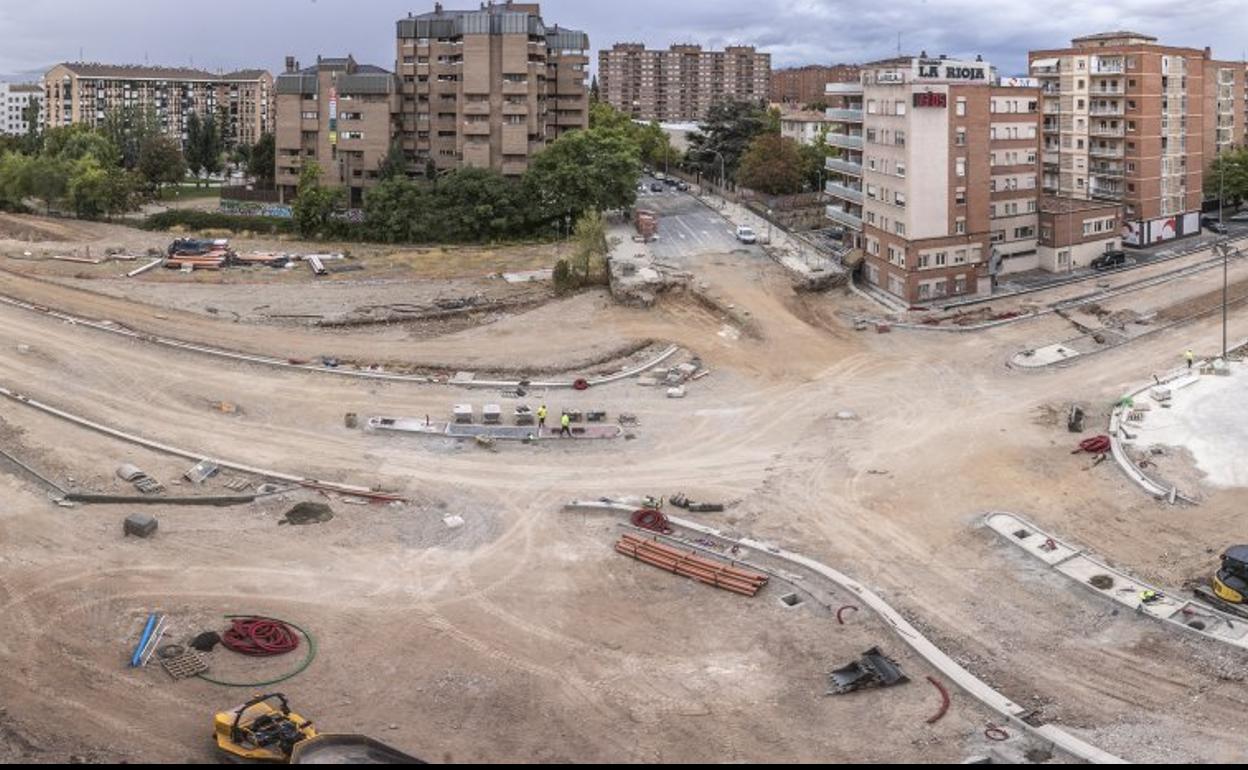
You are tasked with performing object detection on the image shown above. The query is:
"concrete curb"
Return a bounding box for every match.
[984,511,1248,652]
[0,292,680,390]
[0,384,401,501]
[1107,346,1248,501]
[566,499,1127,764]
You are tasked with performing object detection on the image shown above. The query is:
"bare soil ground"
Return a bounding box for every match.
[2,212,1248,763]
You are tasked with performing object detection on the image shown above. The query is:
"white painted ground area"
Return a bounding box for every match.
[1129,363,1248,488]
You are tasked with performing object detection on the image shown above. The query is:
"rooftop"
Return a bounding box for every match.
[51,62,270,82]
[1071,30,1158,43]
[1039,195,1122,215]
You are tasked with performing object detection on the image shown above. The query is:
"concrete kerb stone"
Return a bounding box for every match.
[983,511,1248,652]
[0,292,681,391]
[1108,346,1248,502]
[0,384,396,502]
[565,499,1127,765]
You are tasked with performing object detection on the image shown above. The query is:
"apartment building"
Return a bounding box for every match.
[771,64,860,106]
[395,2,590,176]
[42,63,272,150]
[274,56,398,205]
[1029,31,1245,246]
[598,43,771,122]
[779,109,833,146]
[0,83,44,136]
[824,56,1052,305]
[1037,196,1123,272]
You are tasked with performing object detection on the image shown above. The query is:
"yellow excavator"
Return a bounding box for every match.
[1192,546,1248,618]
[213,693,422,764]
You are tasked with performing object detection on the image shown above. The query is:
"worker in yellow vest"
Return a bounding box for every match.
[1185,350,1195,369]
[537,405,548,433]
[560,412,573,438]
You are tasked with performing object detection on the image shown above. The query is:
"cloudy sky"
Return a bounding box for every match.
[1,0,1245,81]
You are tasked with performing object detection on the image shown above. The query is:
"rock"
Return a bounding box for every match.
[836,411,858,421]
[124,514,158,539]
[667,387,687,399]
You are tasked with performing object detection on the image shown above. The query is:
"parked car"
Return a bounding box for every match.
[1091,250,1128,271]
[736,225,758,244]
[1202,217,1229,234]
[676,181,690,192]
[1230,211,1248,223]
[650,182,664,193]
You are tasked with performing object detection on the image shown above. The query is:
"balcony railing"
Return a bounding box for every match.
[1093,87,1124,96]
[1090,125,1125,137]
[825,82,864,95]
[825,132,863,151]
[825,108,863,122]
[1089,145,1124,158]
[825,206,863,231]
[824,181,864,204]
[825,157,863,177]
[1090,187,1122,201]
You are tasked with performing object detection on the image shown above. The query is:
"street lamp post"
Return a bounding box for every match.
[1221,151,1228,362]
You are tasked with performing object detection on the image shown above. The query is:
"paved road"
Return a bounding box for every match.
[634,177,760,263]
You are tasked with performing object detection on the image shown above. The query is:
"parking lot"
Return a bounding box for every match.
[634,176,763,262]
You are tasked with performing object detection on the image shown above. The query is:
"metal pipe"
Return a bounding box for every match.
[130,613,158,668]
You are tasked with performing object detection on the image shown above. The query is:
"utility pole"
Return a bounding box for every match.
[1221,151,1228,361]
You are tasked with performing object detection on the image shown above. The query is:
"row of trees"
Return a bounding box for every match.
[0,105,276,219]
[1207,147,1248,205]
[291,109,649,243]
[686,99,828,196]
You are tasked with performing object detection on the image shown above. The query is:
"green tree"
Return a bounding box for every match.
[29,154,70,214]
[525,127,639,223]
[0,152,35,210]
[138,134,187,195]
[20,101,42,155]
[569,209,609,283]
[687,100,773,185]
[736,134,805,195]
[249,133,276,187]
[50,128,121,167]
[292,162,342,237]
[185,112,222,184]
[1207,147,1248,205]
[378,140,407,182]
[590,75,600,104]
[101,105,160,170]
[798,131,833,191]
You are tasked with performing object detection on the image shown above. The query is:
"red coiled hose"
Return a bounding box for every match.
[221,617,300,657]
[632,508,673,534]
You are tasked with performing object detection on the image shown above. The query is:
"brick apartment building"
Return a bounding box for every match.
[42,63,273,151]
[770,64,860,106]
[1029,31,1245,246]
[598,43,771,122]
[0,83,44,136]
[395,1,590,176]
[823,56,1073,305]
[274,56,398,205]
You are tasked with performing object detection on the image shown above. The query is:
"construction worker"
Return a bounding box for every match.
[560,412,573,438]
[1185,349,1195,369]
[537,405,548,433]
[1139,589,1161,605]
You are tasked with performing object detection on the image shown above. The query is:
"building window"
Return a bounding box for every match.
[955,99,966,117]
[955,220,966,235]
[955,129,966,146]
[955,158,966,178]
[896,162,905,178]
[894,221,906,236]
[955,190,966,205]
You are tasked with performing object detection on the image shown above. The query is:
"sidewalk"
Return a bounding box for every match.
[693,187,845,287]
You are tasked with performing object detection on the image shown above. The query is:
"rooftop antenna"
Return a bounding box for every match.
[897,32,901,56]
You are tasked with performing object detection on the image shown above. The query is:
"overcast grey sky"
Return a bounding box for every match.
[1,0,1245,81]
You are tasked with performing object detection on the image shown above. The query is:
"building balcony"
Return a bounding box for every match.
[1043,151,1060,165]
[825,206,863,232]
[825,132,863,151]
[826,82,863,96]
[463,121,491,136]
[824,181,863,204]
[825,108,863,123]
[1091,64,1125,75]
[825,157,863,177]
[1092,87,1124,96]
[1089,104,1124,115]
[1090,186,1123,201]
[1090,165,1124,177]
[1090,125,1125,137]
[1089,145,1124,158]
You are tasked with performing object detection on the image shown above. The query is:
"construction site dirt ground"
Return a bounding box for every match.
[3,212,1248,763]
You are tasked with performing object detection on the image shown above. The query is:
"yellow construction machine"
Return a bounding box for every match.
[1191,546,1248,618]
[213,693,421,764]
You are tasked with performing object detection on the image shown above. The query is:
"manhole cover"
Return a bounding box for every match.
[1089,575,1115,590]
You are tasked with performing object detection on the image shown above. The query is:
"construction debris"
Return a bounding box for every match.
[124,513,159,539]
[162,650,210,680]
[184,459,220,485]
[615,533,770,597]
[280,503,335,526]
[827,647,909,695]
[671,494,725,514]
[117,464,165,494]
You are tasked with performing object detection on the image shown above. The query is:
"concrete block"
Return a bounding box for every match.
[453,404,474,424]
[636,376,659,387]
[667,387,687,399]
[483,404,502,425]
[124,513,158,538]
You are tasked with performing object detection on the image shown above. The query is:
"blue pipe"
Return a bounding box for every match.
[130,613,157,668]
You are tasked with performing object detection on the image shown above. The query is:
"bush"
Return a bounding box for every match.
[140,209,294,235]
[552,259,576,294]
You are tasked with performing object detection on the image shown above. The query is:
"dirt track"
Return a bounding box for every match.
[2,213,1248,763]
